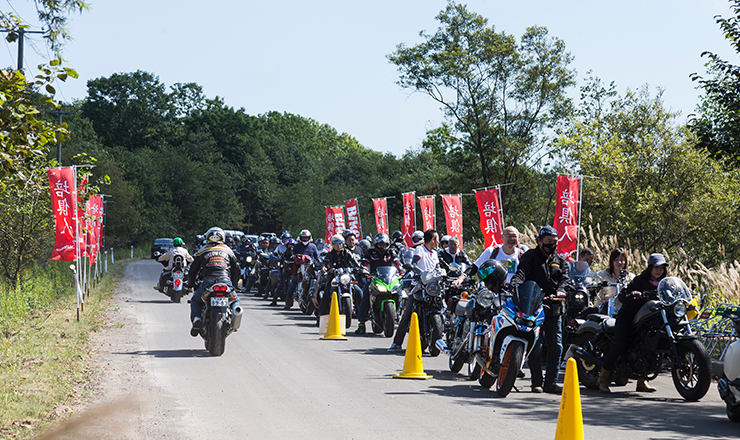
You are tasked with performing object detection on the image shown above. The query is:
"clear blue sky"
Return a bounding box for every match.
[3,0,737,157]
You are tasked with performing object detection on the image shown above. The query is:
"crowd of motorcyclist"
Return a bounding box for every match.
[155,223,679,396]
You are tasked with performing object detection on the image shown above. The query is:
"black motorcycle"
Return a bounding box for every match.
[196,282,243,356]
[562,261,604,361]
[167,254,189,303]
[568,276,712,401]
[236,248,257,292]
[255,250,271,297]
[410,268,447,357]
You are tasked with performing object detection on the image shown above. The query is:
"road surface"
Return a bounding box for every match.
[65,259,739,439]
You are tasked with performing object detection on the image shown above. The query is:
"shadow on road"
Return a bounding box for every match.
[114,349,211,358]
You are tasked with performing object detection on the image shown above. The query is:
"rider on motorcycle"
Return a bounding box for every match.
[284,229,319,309]
[187,227,241,337]
[319,234,362,316]
[155,237,193,291]
[356,233,398,334]
[389,229,440,351]
[389,230,405,255]
[438,236,471,288]
[270,238,296,306]
[597,253,669,394]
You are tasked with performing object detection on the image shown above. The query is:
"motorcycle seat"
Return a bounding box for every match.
[601,318,616,333]
[587,313,610,322]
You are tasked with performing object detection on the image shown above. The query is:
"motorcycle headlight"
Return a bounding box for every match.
[375,284,387,293]
[574,291,587,306]
[515,316,536,328]
[426,283,441,296]
[477,289,494,308]
[673,301,687,319]
[339,273,351,285]
[246,256,253,263]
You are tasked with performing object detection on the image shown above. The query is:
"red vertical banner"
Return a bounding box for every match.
[85,197,93,260]
[372,198,388,235]
[88,195,102,264]
[344,198,362,238]
[475,187,503,248]
[442,194,463,244]
[48,168,77,261]
[325,206,345,242]
[418,196,435,231]
[401,192,416,247]
[77,176,87,259]
[553,175,581,257]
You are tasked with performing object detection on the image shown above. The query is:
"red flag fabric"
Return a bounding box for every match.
[87,196,103,264]
[553,175,581,257]
[48,167,77,261]
[442,194,463,244]
[344,198,362,238]
[418,196,435,232]
[77,176,87,259]
[475,188,503,248]
[401,192,416,247]
[372,198,388,235]
[325,206,345,242]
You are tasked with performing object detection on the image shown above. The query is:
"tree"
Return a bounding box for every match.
[388,1,575,191]
[555,80,740,264]
[690,0,740,164]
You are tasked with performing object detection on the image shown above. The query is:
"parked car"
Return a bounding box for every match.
[151,238,174,259]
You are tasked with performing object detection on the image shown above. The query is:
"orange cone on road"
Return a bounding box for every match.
[321,291,347,340]
[393,312,432,379]
[554,357,584,440]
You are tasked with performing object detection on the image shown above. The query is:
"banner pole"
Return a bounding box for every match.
[576,175,584,258]
[497,186,505,228]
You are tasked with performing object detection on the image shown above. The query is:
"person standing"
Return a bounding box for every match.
[510,225,569,394]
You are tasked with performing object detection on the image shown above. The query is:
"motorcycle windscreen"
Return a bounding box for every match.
[657,277,692,305]
[513,281,545,316]
[375,266,398,285]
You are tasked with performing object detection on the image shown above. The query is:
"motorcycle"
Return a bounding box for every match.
[562,261,603,362]
[294,254,316,315]
[196,282,243,356]
[568,276,712,401]
[410,267,447,357]
[717,310,740,421]
[439,282,498,379]
[236,248,257,292]
[167,254,188,303]
[476,281,545,397]
[255,250,271,297]
[368,265,402,337]
[267,252,283,299]
[319,267,356,328]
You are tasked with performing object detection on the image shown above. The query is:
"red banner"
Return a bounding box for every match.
[48,167,77,261]
[475,188,503,248]
[401,192,416,247]
[553,175,581,257]
[325,206,345,242]
[344,198,362,238]
[442,194,463,244]
[87,195,103,264]
[372,198,388,235]
[419,196,435,231]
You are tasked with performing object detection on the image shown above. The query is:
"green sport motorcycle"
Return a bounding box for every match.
[369,265,402,337]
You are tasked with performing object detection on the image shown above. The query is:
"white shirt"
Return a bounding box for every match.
[475,245,522,284]
[158,246,193,270]
[414,244,440,273]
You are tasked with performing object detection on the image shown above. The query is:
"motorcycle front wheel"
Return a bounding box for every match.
[449,353,465,373]
[469,360,482,380]
[672,339,712,401]
[341,296,353,329]
[429,314,443,357]
[479,371,496,389]
[383,305,396,338]
[496,341,524,397]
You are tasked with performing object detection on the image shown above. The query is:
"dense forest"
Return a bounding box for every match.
[3,1,740,288]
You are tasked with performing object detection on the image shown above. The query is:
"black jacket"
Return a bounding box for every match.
[439,248,472,271]
[619,273,660,310]
[323,249,360,272]
[510,248,569,315]
[188,243,240,286]
[366,247,397,273]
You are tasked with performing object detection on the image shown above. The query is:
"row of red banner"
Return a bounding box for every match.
[324,175,582,254]
[48,167,105,263]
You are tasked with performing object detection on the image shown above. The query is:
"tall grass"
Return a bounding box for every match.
[463,223,740,306]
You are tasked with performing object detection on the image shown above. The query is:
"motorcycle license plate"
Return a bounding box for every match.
[210,297,229,307]
[173,272,183,291]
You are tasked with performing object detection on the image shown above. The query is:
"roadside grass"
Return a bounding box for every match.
[0,246,148,440]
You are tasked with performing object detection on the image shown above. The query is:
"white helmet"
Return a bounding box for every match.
[205,227,225,244]
[411,230,424,246]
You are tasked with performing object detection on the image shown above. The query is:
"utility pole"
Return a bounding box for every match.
[1,28,46,73]
[48,107,76,164]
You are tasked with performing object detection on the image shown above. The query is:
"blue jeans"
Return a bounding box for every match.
[528,313,562,388]
[190,279,240,322]
[284,275,300,307]
[358,282,371,323]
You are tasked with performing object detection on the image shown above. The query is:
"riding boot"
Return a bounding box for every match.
[636,379,657,392]
[597,369,611,394]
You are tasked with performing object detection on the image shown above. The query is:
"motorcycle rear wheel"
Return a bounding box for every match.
[169,288,181,303]
[383,306,396,338]
[727,405,740,423]
[207,313,226,357]
[496,341,524,397]
[671,339,712,401]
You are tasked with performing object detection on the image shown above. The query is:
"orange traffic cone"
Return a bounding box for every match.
[321,291,348,340]
[393,312,432,379]
[554,357,584,440]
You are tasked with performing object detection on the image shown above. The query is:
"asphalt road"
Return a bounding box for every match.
[95,259,740,439]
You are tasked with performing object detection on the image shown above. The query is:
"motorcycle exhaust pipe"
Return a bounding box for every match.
[568,344,603,367]
[230,305,244,332]
[435,339,451,356]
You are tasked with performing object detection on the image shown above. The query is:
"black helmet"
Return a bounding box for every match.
[477,259,507,293]
[374,233,390,246]
[391,230,403,242]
